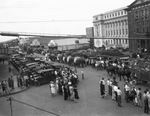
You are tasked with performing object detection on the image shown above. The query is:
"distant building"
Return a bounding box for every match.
[27,37,89,51]
[0,44,9,54]
[86,27,94,48]
[126,0,150,53]
[93,7,129,49]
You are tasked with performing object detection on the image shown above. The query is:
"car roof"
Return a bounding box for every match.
[37,69,54,73]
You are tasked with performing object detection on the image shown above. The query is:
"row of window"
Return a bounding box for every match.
[104,10,127,19]
[105,20,128,28]
[134,8,149,19]
[135,20,149,27]
[105,39,128,45]
[132,3,150,10]
[136,26,150,33]
[106,28,128,36]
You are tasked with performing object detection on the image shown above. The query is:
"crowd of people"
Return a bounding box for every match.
[0,75,28,96]
[100,77,150,114]
[49,66,80,103]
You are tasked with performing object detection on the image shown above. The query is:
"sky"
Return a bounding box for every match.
[0,0,134,42]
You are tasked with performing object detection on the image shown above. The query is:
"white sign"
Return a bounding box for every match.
[19,37,29,45]
[94,39,102,47]
[31,39,40,46]
[48,40,57,47]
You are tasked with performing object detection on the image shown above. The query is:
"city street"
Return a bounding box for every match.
[0,54,149,116]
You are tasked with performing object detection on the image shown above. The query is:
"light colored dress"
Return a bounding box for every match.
[50,83,56,94]
[55,80,59,93]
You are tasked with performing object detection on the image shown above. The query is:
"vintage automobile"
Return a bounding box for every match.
[36,69,56,85]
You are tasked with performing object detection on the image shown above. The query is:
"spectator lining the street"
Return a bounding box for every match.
[143,90,149,114]
[117,87,122,107]
[100,78,105,98]
[81,70,84,80]
[124,82,130,103]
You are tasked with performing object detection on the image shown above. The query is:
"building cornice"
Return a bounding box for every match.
[126,0,150,11]
[93,15,127,23]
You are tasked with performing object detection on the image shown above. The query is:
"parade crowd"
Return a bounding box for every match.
[0,60,29,96]
[100,77,150,114]
[49,66,80,103]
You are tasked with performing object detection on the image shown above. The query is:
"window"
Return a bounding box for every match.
[122,21,124,26]
[111,30,113,35]
[114,30,115,35]
[126,29,128,34]
[118,12,120,16]
[116,22,118,27]
[146,27,148,32]
[136,22,139,26]
[135,11,138,19]
[106,31,107,36]
[123,29,124,35]
[143,21,145,25]
[141,10,144,17]
[120,29,121,35]
[145,9,148,19]
[112,14,114,17]
[143,27,145,33]
[115,13,117,16]
[116,30,118,35]
[119,21,121,26]
[137,28,139,33]
[126,21,128,25]
[121,11,123,15]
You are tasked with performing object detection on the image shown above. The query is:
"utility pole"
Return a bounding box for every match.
[7,97,13,116]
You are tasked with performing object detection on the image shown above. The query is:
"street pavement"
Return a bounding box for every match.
[0,53,149,116]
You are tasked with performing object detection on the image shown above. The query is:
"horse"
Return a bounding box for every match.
[116,66,131,82]
[106,65,117,76]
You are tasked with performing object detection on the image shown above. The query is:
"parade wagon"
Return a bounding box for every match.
[131,60,150,84]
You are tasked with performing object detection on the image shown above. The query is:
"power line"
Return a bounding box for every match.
[0,20,92,24]
[6,96,61,116]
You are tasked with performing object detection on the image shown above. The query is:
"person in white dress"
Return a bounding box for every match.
[49,81,56,96]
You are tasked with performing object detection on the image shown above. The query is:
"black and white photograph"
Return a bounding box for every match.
[0,0,150,116]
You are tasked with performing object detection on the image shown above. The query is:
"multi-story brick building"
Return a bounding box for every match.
[126,0,150,53]
[93,7,129,49]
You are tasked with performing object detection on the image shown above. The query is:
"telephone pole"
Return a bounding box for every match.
[7,97,13,116]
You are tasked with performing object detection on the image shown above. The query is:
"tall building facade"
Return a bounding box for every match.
[126,0,150,53]
[86,27,94,48]
[93,7,129,49]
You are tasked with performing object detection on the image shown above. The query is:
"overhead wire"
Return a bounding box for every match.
[5,96,61,116]
[0,20,92,24]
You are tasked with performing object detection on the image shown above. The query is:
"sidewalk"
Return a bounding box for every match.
[0,60,29,97]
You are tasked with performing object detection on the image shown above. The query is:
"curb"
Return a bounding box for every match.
[0,86,31,98]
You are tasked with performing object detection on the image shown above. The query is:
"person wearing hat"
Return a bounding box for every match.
[63,84,69,100]
[100,78,105,98]
[74,85,79,102]
[117,87,122,107]
[124,81,130,102]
